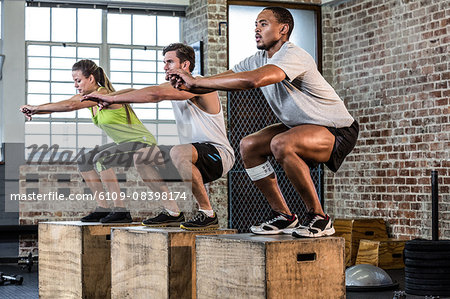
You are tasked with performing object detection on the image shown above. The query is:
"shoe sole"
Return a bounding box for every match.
[250,229,285,235]
[100,220,133,224]
[292,227,335,238]
[180,224,219,231]
[142,222,183,227]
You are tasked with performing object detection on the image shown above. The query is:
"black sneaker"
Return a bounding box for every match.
[250,211,299,235]
[142,210,185,227]
[80,207,111,222]
[100,208,132,223]
[292,211,335,238]
[180,211,219,230]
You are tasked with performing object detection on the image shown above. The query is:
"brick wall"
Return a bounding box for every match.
[322,0,449,239]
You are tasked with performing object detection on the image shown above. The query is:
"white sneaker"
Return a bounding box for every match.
[292,212,335,238]
[250,211,298,235]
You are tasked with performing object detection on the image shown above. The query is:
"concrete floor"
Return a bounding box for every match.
[0,264,448,298]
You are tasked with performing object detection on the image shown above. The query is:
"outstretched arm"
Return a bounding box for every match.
[20,94,99,120]
[169,65,286,92]
[83,83,198,105]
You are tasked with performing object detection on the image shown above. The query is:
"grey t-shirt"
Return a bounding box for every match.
[232,42,354,128]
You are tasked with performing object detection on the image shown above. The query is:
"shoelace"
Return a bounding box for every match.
[264,214,285,225]
[302,211,323,227]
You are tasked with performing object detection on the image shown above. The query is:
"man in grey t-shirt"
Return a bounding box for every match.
[169,7,358,237]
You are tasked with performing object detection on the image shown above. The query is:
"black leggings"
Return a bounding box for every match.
[77,142,150,173]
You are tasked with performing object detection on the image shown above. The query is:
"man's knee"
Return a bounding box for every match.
[270,135,293,162]
[239,135,261,159]
[169,146,188,167]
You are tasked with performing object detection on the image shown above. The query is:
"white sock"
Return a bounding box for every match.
[166,209,180,217]
[199,209,214,217]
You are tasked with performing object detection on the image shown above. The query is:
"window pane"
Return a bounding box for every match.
[52,123,76,134]
[28,57,50,69]
[133,61,156,72]
[25,122,50,135]
[78,122,102,134]
[28,45,50,56]
[157,73,167,84]
[52,8,76,42]
[52,70,73,82]
[78,9,102,43]
[133,49,156,60]
[157,16,180,46]
[133,72,156,84]
[27,94,50,106]
[28,70,50,81]
[52,58,77,69]
[134,109,156,120]
[108,14,131,44]
[133,15,156,45]
[111,71,131,83]
[52,111,76,119]
[77,109,93,119]
[26,7,50,41]
[26,135,50,146]
[78,135,103,148]
[110,48,131,60]
[159,109,175,120]
[158,101,172,109]
[52,135,77,148]
[52,46,76,58]
[113,83,132,90]
[110,60,131,71]
[78,47,100,59]
[52,83,75,94]
[28,82,50,94]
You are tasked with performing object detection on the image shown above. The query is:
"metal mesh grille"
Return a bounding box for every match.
[227,89,323,233]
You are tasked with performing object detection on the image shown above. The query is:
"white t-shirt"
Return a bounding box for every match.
[232,42,354,128]
[171,97,235,176]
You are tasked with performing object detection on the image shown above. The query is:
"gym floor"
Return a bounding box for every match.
[0,264,439,299]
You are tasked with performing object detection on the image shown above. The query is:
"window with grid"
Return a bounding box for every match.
[25,5,181,160]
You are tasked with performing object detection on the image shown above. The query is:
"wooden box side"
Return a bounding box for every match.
[39,223,83,299]
[169,229,236,299]
[266,237,345,299]
[111,229,169,299]
[196,237,266,299]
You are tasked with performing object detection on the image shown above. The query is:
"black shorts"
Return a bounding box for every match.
[157,143,223,184]
[325,120,359,172]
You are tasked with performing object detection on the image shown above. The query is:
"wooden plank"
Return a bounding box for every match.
[266,238,345,299]
[196,235,267,299]
[39,223,83,299]
[355,239,380,266]
[111,228,169,299]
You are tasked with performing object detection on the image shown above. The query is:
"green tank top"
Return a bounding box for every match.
[89,105,156,145]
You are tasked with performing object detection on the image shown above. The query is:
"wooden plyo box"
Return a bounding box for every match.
[39,221,140,299]
[334,218,389,266]
[355,239,406,269]
[196,234,345,299]
[110,227,236,299]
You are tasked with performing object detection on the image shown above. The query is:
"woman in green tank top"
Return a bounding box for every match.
[20,59,156,223]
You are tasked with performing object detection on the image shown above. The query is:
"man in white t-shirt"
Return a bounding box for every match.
[168,7,358,237]
[84,43,235,230]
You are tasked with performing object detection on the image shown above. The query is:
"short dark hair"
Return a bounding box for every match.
[162,43,195,72]
[263,7,294,39]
